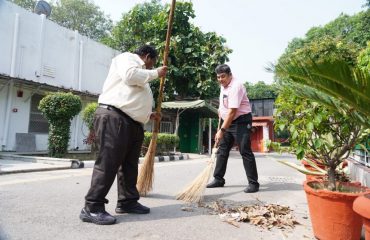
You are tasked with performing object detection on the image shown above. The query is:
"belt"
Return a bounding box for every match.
[99,104,130,118]
[98,104,143,127]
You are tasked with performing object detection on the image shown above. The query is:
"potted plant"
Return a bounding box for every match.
[353,193,370,239]
[272,87,370,240]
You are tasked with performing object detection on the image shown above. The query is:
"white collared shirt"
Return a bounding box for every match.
[98,52,159,123]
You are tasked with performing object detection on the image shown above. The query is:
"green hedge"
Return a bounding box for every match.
[142,132,179,155]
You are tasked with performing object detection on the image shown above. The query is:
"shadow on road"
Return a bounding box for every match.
[115,203,207,223]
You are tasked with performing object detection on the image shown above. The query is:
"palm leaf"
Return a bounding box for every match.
[277,160,327,176]
[279,81,370,127]
[275,58,370,117]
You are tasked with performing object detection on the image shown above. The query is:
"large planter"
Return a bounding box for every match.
[303,180,370,240]
[353,193,370,240]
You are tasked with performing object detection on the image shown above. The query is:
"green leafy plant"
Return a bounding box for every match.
[103,0,232,100]
[143,132,179,155]
[273,88,368,190]
[82,102,98,152]
[39,92,82,157]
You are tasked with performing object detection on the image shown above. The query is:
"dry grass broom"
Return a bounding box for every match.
[176,118,222,203]
[137,0,176,196]
[176,146,218,203]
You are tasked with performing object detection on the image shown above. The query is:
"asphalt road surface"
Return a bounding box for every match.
[0,151,315,240]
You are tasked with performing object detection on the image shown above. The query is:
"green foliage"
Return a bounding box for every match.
[82,102,98,131]
[50,0,113,41]
[244,81,278,99]
[274,88,368,190]
[357,42,370,72]
[9,0,113,42]
[282,9,370,56]
[143,132,179,155]
[8,0,35,10]
[39,92,82,157]
[103,0,232,100]
[274,40,370,121]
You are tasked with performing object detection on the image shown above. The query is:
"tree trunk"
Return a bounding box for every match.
[327,165,337,191]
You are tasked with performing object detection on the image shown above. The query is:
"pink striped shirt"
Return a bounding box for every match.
[219,77,251,120]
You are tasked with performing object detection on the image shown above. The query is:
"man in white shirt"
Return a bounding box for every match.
[80,45,167,225]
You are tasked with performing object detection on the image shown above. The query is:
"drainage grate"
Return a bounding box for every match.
[259,176,302,184]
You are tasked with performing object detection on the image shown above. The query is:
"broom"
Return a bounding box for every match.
[137,0,176,196]
[176,118,221,203]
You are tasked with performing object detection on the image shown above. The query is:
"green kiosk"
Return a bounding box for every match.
[162,100,218,153]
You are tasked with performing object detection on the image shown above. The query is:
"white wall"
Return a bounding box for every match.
[0,1,121,151]
[0,1,119,93]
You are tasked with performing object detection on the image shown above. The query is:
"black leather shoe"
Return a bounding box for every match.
[79,207,116,225]
[206,179,225,188]
[116,202,150,214]
[244,184,259,193]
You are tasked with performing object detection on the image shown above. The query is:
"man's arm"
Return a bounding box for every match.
[116,54,167,86]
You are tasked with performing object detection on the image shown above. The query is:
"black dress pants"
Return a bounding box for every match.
[213,113,259,186]
[85,106,144,212]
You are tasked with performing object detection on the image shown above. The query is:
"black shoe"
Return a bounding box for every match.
[244,184,259,193]
[115,202,150,214]
[206,179,225,188]
[79,207,116,225]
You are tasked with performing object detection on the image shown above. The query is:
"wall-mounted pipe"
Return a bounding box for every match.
[2,14,19,150]
[35,14,45,78]
[73,38,84,149]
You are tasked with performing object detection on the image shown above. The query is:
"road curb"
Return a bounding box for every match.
[82,154,190,168]
[0,153,190,174]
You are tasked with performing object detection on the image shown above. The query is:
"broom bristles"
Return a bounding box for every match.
[137,138,157,196]
[176,147,218,203]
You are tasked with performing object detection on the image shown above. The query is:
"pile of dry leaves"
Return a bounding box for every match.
[201,200,300,229]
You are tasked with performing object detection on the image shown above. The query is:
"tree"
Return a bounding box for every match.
[8,0,35,11]
[103,0,232,100]
[274,37,370,126]
[8,0,113,42]
[273,8,370,126]
[279,9,369,63]
[244,81,278,99]
[50,0,113,41]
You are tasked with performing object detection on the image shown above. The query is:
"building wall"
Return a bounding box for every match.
[0,1,119,93]
[0,1,120,151]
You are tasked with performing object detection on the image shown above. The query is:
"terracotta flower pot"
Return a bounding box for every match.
[303,180,370,240]
[353,193,370,240]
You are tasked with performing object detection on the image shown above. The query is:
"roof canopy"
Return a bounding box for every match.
[162,100,218,118]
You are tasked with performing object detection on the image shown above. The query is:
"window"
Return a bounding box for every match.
[160,121,173,133]
[28,94,49,133]
[250,99,275,117]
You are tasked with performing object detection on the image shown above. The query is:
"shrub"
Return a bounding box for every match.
[142,132,179,155]
[39,92,82,157]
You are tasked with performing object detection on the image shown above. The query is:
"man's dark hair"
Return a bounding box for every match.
[215,64,232,75]
[134,45,158,59]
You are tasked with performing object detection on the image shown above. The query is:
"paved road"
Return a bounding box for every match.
[0,152,315,240]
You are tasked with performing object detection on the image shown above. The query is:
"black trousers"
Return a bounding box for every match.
[214,113,259,186]
[85,106,144,212]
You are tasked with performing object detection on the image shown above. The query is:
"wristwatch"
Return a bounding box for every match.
[220,128,226,133]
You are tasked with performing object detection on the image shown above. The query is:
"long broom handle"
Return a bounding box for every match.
[153,0,176,134]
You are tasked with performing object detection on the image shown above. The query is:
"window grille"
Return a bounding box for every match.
[28,94,49,133]
[160,121,173,133]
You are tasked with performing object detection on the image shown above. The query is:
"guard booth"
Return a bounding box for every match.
[162,100,218,153]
